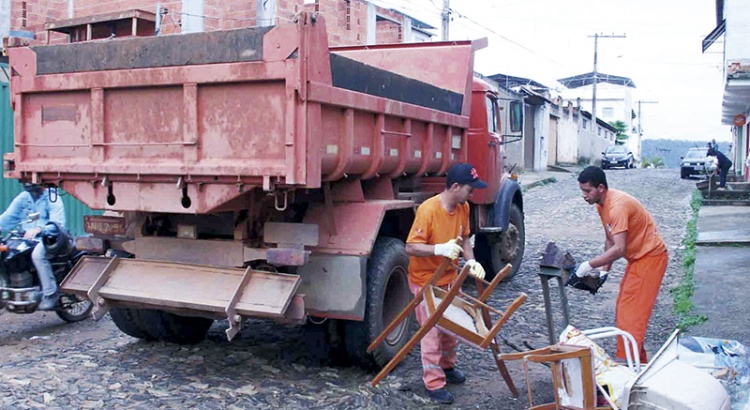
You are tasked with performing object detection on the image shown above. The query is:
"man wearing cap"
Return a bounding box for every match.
[404,162,488,404]
[0,183,66,310]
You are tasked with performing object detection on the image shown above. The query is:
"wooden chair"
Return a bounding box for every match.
[500,344,611,410]
[368,257,528,396]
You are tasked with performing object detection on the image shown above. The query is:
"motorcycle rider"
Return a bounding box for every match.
[0,183,66,310]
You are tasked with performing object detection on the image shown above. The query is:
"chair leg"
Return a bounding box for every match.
[475,275,520,396]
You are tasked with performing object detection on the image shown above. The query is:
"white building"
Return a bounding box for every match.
[558,73,641,161]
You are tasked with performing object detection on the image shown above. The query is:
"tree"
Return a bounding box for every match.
[608,120,629,145]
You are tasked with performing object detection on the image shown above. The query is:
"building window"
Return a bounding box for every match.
[602,107,614,118]
[598,128,602,136]
[583,119,588,129]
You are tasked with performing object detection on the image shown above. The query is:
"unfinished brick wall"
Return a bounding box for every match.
[8,0,415,47]
[317,0,368,46]
[375,7,404,44]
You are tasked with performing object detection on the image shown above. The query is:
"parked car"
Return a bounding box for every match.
[602,145,635,169]
[680,147,710,179]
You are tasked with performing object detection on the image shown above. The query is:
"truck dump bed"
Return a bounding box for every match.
[6,13,479,214]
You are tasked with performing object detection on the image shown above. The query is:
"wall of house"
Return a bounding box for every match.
[577,121,613,165]
[553,104,581,164]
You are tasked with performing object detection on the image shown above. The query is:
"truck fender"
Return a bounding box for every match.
[492,179,522,230]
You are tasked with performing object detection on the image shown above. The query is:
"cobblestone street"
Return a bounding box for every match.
[0,168,697,409]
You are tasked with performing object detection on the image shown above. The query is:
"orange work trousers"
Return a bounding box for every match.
[615,251,668,363]
[409,281,458,391]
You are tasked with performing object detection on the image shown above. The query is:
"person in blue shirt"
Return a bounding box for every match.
[0,183,66,310]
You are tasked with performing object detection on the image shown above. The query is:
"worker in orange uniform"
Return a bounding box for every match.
[576,166,668,363]
[405,162,488,405]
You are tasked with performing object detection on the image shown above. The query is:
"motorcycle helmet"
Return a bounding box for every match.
[42,222,73,257]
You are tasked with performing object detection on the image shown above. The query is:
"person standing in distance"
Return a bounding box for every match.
[707,145,733,190]
[576,166,668,363]
[405,162,488,405]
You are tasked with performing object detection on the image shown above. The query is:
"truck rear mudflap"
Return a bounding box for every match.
[60,256,305,341]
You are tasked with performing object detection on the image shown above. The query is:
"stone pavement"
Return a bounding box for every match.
[688,205,750,344]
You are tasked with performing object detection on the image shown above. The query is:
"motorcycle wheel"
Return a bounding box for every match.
[55,293,93,323]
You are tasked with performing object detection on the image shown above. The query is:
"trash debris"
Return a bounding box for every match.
[679,336,750,410]
[29,336,52,341]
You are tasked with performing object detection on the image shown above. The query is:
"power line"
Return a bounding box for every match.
[449,9,569,68]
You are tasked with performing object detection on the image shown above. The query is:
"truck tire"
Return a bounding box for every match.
[110,307,154,340]
[139,309,214,344]
[476,203,525,281]
[344,237,414,369]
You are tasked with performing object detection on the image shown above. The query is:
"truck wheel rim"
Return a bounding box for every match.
[498,224,519,261]
[383,265,410,346]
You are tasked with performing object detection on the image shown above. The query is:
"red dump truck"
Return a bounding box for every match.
[5,12,524,368]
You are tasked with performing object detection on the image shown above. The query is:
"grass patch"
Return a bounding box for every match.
[671,189,708,329]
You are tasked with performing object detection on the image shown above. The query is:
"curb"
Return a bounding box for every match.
[521,176,558,192]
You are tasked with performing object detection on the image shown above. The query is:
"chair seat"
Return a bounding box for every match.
[432,296,488,333]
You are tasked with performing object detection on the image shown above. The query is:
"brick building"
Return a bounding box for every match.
[4,0,435,46]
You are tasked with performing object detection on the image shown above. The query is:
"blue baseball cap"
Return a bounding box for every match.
[447,163,488,189]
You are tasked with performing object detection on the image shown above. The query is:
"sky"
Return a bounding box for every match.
[373,0,729,142]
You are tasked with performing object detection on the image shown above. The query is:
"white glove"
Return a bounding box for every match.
[465,259,485,280]
[433,239,462,260]
[575,261,594,278]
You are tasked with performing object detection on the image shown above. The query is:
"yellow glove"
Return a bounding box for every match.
[465,259,485,280]
[433,239,462,260]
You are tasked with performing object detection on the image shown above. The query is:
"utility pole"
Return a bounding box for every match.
[441,0,450,41]
[588,33,626,163]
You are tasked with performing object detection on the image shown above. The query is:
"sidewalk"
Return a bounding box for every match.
[688,206,750,344]
[517,165,579,191]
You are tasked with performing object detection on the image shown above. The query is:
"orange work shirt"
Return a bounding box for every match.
[597,189,667,262]
[406,195,470,287]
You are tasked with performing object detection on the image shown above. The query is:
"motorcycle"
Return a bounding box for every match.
[0,215,93,322]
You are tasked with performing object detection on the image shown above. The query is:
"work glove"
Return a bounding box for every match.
[465,259,485,280]
[575,261,595,278]
[566,266,609,295]
[433,239,462,260]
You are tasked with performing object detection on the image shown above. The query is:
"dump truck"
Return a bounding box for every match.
[4,12,525,368]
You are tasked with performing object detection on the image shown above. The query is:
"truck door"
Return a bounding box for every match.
[483,94,502,199]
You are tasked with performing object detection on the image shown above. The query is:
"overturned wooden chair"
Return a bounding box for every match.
[368,258,528,396]
[500,344,611,410]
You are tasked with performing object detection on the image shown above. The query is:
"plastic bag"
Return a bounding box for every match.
[559,325,637,407]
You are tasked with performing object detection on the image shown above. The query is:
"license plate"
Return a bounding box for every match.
[84,215,126,236]
[694,165,703,170]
